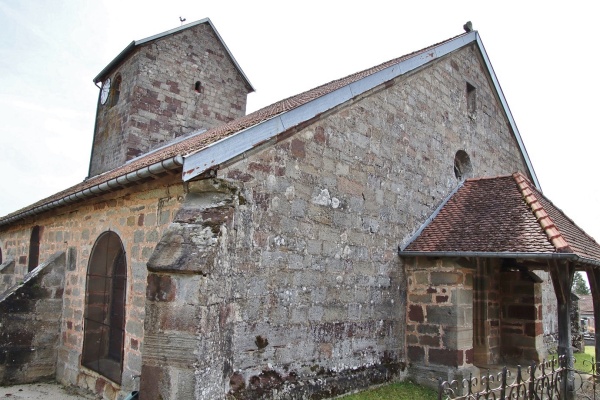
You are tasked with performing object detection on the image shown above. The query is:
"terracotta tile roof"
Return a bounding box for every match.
[0,32,470,224]
[402,173,600,266]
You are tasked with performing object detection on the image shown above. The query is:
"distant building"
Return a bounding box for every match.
[579,295,595,333]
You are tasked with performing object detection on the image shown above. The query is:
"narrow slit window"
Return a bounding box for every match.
[28,225,41,272]
[109,75,122,107]
[466,82,476,115]
[194,81,203,93]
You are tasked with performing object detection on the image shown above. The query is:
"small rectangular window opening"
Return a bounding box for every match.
[466,82,476,115]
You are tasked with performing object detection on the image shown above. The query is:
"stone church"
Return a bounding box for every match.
[2,18,600,400]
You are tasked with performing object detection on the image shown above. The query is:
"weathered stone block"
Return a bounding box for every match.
[408,305,424,322]
[431,271,462,285]
[453,288,473,305]
[429,348,464,367]
[442,326,473,350]
[419,335,440,347]
[407,346,425,362]
[146,274,176,302]
[426,305,458,326]
[506,304,536,320]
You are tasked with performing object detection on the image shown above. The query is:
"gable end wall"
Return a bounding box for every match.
[178,44,532,397]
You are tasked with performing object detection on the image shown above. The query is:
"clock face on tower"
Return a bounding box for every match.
[100,78,111,105]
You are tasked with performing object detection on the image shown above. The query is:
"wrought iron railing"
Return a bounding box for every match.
[438,356,600,400]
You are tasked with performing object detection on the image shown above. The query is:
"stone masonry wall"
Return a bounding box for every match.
[0,175,183,399]
[90,22,250,176]
[499,270,544,364]
[0,258,16,294]
[405,257,476,385]
[539,270,559,353]
[0,252,65,385]
[141,179,241,399]
[207,44,532,397]
[473,260,502,366]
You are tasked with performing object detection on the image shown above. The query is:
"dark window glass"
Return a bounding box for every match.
[82,231,126,384]
[110,75,122,107]
[27,226,41,272]
[466,82,476,115]
[454,150,473,181]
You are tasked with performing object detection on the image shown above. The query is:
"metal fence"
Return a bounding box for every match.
[438,356,599,400]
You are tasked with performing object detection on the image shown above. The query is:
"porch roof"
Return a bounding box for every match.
[399,172,600,267]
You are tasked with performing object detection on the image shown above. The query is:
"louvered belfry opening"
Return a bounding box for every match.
[82,231,126,384]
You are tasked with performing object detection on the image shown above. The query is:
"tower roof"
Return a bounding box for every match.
[93,18,254,92]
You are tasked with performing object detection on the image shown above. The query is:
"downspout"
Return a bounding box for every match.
[88,81,103,178]
[0,155,184,227]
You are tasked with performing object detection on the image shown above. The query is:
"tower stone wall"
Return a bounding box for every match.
[89,22,251,177]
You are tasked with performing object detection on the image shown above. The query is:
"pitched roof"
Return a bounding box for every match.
[578,295,594,314]
[93,18,254,91]
[400,173,600,267]
[0,29,538,226]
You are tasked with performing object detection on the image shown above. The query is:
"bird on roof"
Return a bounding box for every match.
[463,21,473,32]
[180,17,187,24]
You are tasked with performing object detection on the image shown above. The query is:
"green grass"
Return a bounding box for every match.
[340,381,437,400]
[573,346,596,373]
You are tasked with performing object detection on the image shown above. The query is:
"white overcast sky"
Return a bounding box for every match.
[1,0,599,242]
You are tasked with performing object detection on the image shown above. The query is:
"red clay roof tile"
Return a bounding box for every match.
[0,32,470,223]
[403,173,600,265]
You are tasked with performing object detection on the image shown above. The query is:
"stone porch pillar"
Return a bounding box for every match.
[499,269,545,364]
[404,257,478,387]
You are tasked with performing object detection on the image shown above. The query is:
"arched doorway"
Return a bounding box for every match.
[82,231,127,384]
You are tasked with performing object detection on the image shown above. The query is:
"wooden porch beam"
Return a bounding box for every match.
[549,260,575,400]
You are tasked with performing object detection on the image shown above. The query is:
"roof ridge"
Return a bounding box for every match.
[513,172,572,253]
[520,173,600,252]
[465,174,513,182]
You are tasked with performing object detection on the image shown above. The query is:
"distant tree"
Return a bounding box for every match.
[572,272,591,295]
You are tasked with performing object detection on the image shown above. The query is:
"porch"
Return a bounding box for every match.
[398,173,600,392]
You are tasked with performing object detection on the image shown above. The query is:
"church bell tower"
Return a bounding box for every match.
[88,18,254,177]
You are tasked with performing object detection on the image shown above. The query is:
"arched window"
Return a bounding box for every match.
[82,231,127,384]
[28,225,41,272]
[194,80,203,93]
[454,150,473,181]
[109,74,122,107]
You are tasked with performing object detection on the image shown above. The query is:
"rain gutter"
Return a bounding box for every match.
[0,155,184,227]
[397,249,600,268]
